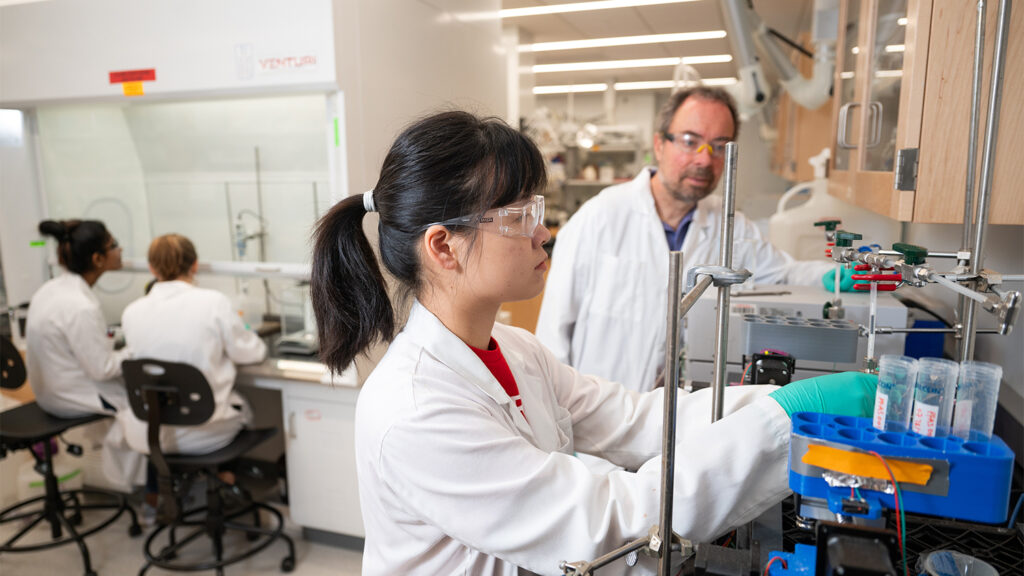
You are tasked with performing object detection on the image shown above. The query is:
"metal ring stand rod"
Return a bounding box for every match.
[711,142,739,423]
[963,0,1011,362]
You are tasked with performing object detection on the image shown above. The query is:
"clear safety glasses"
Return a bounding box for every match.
[430,195,545,238]
[662,131,730,159]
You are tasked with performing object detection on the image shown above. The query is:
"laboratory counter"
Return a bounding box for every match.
[234,351,365,541]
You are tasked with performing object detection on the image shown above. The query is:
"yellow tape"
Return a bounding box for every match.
[802,444,933,486]
[122,81,145,97]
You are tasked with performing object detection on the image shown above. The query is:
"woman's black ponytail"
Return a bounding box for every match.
[38,219,111,275]
[311,196,394,373]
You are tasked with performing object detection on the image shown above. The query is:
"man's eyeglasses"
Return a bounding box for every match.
[428,195,545,238]
[662,132,730,159]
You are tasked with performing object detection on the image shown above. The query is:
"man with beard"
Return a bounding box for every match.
[536,87,837,393]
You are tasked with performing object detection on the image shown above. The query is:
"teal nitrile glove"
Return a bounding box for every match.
[769,372,878,418]
[822,266,856,292]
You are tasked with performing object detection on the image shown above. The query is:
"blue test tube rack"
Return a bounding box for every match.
[788,412,1014,525]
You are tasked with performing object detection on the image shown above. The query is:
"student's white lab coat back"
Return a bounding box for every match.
[26,272,131,416]
[25,271,145,489]
[536,169,834,393]
[120,281,266,455]
[356,301,792,576]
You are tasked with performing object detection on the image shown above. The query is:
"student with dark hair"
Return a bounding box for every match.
[26,219,144,488]
[120,234,266,456]
[311,110,876,575]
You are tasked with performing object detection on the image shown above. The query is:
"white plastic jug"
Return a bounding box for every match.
[769,149,900,261]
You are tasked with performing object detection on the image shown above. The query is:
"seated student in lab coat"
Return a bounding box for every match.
[119,234,267,457]
[27,219,145,489]
[310,111,877,576]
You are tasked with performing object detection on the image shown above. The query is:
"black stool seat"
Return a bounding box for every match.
[162,428,277,471]
[0,403,109,444]
[0,335,141,576]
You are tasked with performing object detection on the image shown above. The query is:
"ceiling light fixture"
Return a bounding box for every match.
[534,77,738,94]
[532,54,731,73]
[533,83,610,94]
[520,30,726,53]
[501,0,699,19]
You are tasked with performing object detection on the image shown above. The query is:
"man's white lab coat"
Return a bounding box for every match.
[356,301,791,576]
[119,280,266,455]
[536,169,834,392]
[25,271,143,488]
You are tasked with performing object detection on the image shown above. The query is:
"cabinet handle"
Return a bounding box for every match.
[866,101,884,148]
[837,102,862,149]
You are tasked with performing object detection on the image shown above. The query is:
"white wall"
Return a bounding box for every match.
[332,0,506,197]
[0,109,47,339]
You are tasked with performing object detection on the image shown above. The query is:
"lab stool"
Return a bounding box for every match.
[0,336,142,576]
[122,358,295,576]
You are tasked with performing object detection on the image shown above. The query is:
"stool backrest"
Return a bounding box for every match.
[1,336,27,390]
[122,359,216,426]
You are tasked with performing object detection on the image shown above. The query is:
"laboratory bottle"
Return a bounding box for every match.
[768,148,900,260]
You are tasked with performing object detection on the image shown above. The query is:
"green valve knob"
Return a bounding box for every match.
[834,230,862,247]
[893,242,928,265]
[814,219,842,231]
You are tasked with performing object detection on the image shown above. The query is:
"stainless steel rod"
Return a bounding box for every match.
[878,249,961,259]
[679,275,715,318]
[658,251,684,576]
[964,0,1011,362]
[711,142,739,423]
[962,0,987,255]
[958,0,987,360]
[873,327,1000,335]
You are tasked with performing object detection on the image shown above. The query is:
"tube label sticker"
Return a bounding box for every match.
[952,400,973,439]
[912,402,939,437]
[873,391,888,430]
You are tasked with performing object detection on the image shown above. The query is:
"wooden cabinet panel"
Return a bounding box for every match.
[914,0,1024,225]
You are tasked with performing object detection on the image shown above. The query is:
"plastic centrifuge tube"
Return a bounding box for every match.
[873,355,918,432]
[911,357,960,437]
[952,361,1003,442]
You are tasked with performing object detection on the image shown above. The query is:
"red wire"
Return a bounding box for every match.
[868,450,909,576]
[740,361,752,385]
[763,556,788,576]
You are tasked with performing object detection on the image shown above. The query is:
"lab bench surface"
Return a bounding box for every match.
[235,356,365,539]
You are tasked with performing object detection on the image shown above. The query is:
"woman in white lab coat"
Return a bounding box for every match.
[26,219,144,488]
[119,234,267,456]
[310,111,877,576]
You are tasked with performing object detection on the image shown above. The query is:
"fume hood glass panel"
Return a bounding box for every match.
[863,0,906,172]
[834,0,862,172]
[36,95,330,268]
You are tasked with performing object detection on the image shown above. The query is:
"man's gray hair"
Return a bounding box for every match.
[655,86,740,139]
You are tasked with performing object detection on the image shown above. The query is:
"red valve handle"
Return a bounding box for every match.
[854,284,898,291]
[852,273,902,282]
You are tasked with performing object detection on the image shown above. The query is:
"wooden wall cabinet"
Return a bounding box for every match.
[827,0,1024,225]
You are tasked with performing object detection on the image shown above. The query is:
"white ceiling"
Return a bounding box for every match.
[502,0,813,88]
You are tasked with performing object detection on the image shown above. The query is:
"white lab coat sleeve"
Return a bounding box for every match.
[535,216,587,365]
[215,296,266,365]
[735,214,833,286]
[376,378,790,575]
[66,305,129,382]
[535,339,781,471]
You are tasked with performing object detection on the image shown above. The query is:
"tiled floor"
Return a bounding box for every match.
[0,502,363,576]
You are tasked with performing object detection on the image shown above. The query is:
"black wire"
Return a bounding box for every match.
[767,27,815,59]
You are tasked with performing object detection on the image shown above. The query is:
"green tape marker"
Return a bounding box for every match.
[334,117,339,147]
[30,240,45,247]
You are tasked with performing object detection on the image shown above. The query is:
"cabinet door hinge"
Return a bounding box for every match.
[894,148,919,191]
